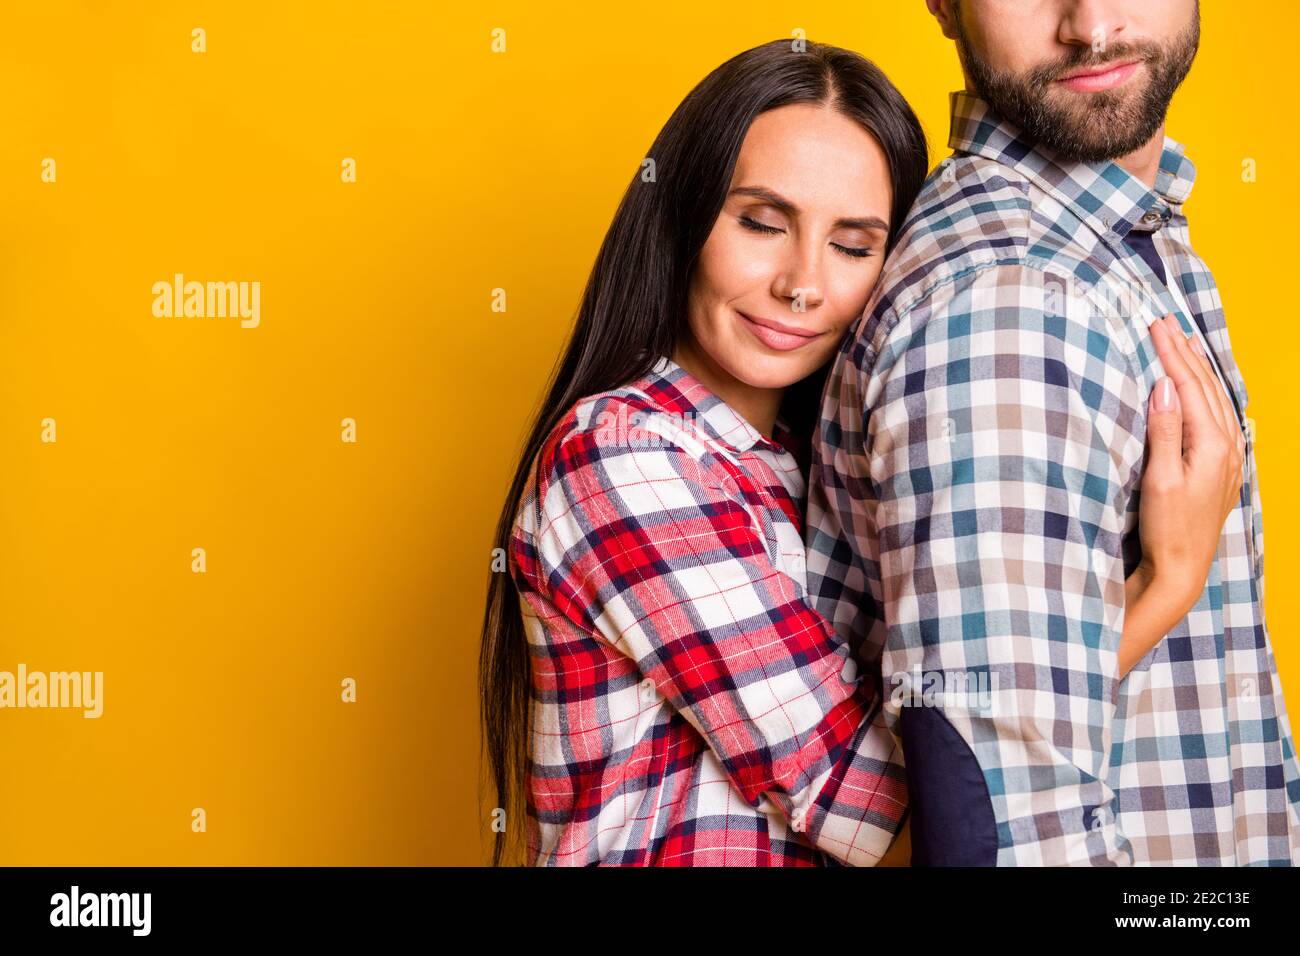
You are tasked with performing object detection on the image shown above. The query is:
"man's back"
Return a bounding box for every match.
[806,91,1300,865]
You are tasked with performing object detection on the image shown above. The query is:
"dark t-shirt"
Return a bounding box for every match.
[1124,226,1213,341]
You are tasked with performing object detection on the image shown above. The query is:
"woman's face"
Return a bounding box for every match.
[683,103,895,391]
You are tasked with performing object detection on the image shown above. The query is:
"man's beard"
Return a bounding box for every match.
[954,12,1200,163]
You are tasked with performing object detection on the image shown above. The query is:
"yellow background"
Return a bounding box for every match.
[0,1,1292,865]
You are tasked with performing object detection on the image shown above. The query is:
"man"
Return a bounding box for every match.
[806,0,1300,864]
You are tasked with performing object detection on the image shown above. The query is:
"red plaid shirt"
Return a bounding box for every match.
[509,355,907,865]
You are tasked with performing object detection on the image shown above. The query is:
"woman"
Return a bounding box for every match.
[478,39,1244,866]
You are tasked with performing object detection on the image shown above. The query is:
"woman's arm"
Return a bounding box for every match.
[527,407,904,865]
[1117,315,1247,678]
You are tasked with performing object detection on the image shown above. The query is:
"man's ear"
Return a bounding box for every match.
[925,0,961,40]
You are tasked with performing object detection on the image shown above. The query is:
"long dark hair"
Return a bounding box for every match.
[478,38,928,865]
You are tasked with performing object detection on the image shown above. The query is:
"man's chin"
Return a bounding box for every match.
[1029,89,1159,160]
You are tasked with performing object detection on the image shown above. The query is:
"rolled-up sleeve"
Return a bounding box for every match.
[528,409,906,864]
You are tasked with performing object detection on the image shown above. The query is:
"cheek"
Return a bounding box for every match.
[972,12,1050,74]
[696,228,774,300]
[688,247,742,348]
[825,257,886,331]
[1148,4,1195,40]
[689,236,772,350]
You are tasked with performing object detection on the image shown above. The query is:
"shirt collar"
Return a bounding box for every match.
[947,89,1197,243]
[644,355,789,455]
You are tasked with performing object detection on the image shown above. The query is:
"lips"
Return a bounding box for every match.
[737,310,821,352]
[1056,59,1140,93]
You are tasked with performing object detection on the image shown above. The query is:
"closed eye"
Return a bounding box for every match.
[833,244,874,259]
[739,215,783,236]
[738,215,875,260]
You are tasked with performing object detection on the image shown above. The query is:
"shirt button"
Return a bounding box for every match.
[640,678,656,701]
[1141,211,1159,224]
[840,656,858,683]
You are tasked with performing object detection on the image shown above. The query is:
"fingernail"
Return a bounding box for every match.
[1155,377,1174,410]
[1191,338,1204,356]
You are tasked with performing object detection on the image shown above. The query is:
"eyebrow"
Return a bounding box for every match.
[728,185,889,232]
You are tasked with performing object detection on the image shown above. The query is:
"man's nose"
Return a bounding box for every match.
[1058,0,1129,52]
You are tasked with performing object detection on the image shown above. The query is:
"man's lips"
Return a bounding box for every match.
[1056,59,1140,93]
[737,311,821,351]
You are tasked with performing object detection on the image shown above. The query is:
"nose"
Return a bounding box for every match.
[771,239,825,315]
[1059,0,1128,52]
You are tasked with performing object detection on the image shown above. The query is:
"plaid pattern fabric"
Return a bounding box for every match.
[509,356,906,865]
[806,90,1300,866]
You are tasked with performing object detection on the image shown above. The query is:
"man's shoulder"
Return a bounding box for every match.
[841,156,1115,367]
[872,154,1045,314]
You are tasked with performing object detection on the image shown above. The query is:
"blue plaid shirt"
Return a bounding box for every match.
[806,90,1300,865]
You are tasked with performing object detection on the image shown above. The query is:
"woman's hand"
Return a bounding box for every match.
[1119,314,1246,678]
